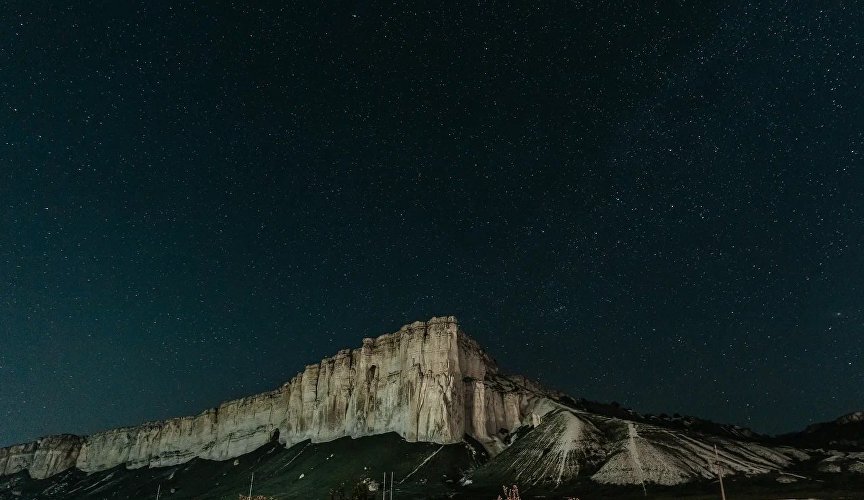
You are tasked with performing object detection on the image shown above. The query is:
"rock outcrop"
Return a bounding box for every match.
[0,435,82,479]
[474,404,812,487]
[0,316,538,479]
[835,411,864,425]
[0,316,833,488]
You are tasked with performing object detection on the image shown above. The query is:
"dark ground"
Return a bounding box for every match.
[2,433,864,499]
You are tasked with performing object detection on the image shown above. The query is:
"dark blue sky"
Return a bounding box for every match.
[2,1,862,447]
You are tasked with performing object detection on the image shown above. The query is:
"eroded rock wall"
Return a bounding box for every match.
[1,316,527,479]
[0,435,83,479]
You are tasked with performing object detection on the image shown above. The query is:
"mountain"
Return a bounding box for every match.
[778,411,864,451]
[2,316,863,499]
[1,317,520,479]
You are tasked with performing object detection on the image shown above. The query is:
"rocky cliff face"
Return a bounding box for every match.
[0,435,82,479]
[4,316,828,489]
[0,316,539,480]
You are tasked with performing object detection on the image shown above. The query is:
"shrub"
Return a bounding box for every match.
[496,484,520,500]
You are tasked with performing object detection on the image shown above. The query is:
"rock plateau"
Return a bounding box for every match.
[1,316,860,491]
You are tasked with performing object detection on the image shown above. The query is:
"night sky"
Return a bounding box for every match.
[2,1,862,447]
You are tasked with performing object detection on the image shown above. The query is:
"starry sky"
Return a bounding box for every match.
[2,1,862,447]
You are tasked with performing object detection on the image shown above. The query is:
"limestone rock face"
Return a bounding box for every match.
[0,442,37,477]
[2,317,532,479]
[0,316,827,488]
[0,435,82,479]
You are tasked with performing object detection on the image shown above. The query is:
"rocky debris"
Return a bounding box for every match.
[589,418,803,486]
[835,411,864,425]
[817,451,864,474]
[480,406,808,487]
[482,409,605,486]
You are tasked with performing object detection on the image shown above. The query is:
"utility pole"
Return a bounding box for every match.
[248,472,255,500]
[390,471,393,500]
[713,445,726,500]
[382,472,386,500]
[156,484,161,500]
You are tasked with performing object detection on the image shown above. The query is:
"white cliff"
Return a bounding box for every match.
[0,316,819,488]
[0,435,82,479]
[1,316,535,479]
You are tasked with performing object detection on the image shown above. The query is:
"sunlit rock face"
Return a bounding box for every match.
[2,316,533,478]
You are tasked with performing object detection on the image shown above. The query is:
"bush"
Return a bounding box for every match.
[496,484,520,500]
[329,480,372,500]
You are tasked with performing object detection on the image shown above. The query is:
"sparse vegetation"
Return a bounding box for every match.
[496,484,520,500]
[328,479,373,500]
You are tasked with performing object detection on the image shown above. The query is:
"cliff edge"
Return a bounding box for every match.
[0,316,538,479]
